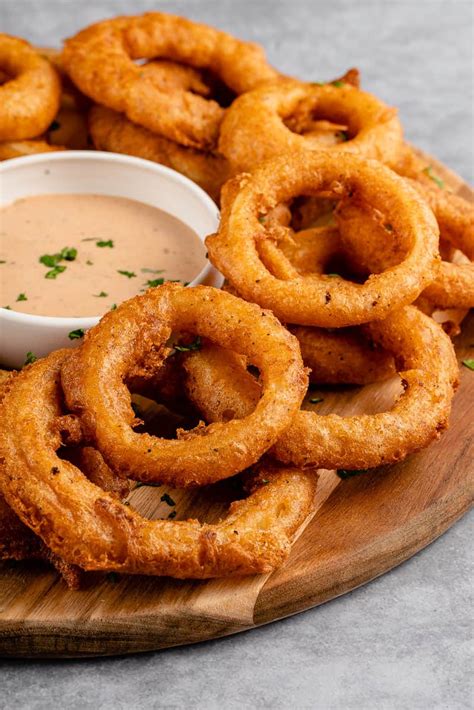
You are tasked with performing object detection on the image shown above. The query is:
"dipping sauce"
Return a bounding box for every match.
[0,193,206,316]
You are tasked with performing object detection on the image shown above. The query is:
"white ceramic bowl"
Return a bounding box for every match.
[0,151,222,368]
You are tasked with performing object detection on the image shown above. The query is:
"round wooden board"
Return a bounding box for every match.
[0,151,472,658]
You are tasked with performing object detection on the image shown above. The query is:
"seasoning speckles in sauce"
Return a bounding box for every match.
[0,194,206,316]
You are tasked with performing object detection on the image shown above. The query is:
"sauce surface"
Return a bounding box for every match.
[0,193,206,317]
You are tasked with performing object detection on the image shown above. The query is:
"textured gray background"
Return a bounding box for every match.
[1,0,473,708]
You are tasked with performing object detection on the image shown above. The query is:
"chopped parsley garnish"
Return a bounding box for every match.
[16,293,27,302]
[310,81,325,86]
[145,278,165,288]
[309,397,324,404]
[327,273,340,278]
[45,264,66,279]
[117,270,136,278]
[40,254,58,267]
[68,328,85,340]
[0,260,6,264]
[337,468,370,479]
[168,510,177,519]
[61,247,77,261]
[39,246,77,267]
[336,130,349,141]
[258,214,266,224]
[141,268,165,274]
[331,80,345,87]
[96,240,114,248]
[422,166,444,189]
[24,351,37,365]
[3,305,11,310]
[48,120,61,131]
[86,260,93,265]
[161,493,176,507]
[261,479,270,485]
[110,303,117,310]
[93,291,108,297]
[461,359,474,371]
[174,336,201,352]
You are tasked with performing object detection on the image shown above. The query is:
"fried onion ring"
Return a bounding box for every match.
[62,12,278,150]
[207,153,440,327]
[89,105,231,203]
[218,78,403,171]
[61,284,307,486]
[0,367,130,588]
[184,306,458,469]
[0,34,61,141]
[0,351,316,577]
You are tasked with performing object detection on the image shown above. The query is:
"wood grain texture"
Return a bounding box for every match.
[0,150,472,658]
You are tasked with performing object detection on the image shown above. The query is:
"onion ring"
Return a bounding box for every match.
[0,351,316,577]
[89,105,231,203]
[0,367,130,588]
[217,78,403,172]
[62,12,278,150]
[206,152,440,327]
[61,283,307,487]
[0,34,61,141]
[184,306,458,469]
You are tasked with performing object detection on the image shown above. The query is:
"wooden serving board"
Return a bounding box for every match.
[0,152,472,658]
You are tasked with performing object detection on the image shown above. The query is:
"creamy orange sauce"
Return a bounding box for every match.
[0,193,206,317]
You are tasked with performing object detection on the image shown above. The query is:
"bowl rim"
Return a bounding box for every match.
[0,150,221,328]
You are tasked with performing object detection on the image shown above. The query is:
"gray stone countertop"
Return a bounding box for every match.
[1,1,472,708]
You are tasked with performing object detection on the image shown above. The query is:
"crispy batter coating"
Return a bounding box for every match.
[0,370,132,588]
[61,284,307,487]
[289,326,396,385]
[0,352,316,577]
[185,307,458,470]
[0,446,131,588]
[89,105,230,202]
[62,12,278,149]
[336,181,474,311]
[258,226,343,279]
[207,152,440,327]
[0,139,61,160]
[218,79,403,172]
[0,34,61,141]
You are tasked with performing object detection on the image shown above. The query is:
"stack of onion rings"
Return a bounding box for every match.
[0,350,316,578]
[0,13,469,588]
[89,105,231,203]
[62,12,278,151]
[184,306,458,469]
